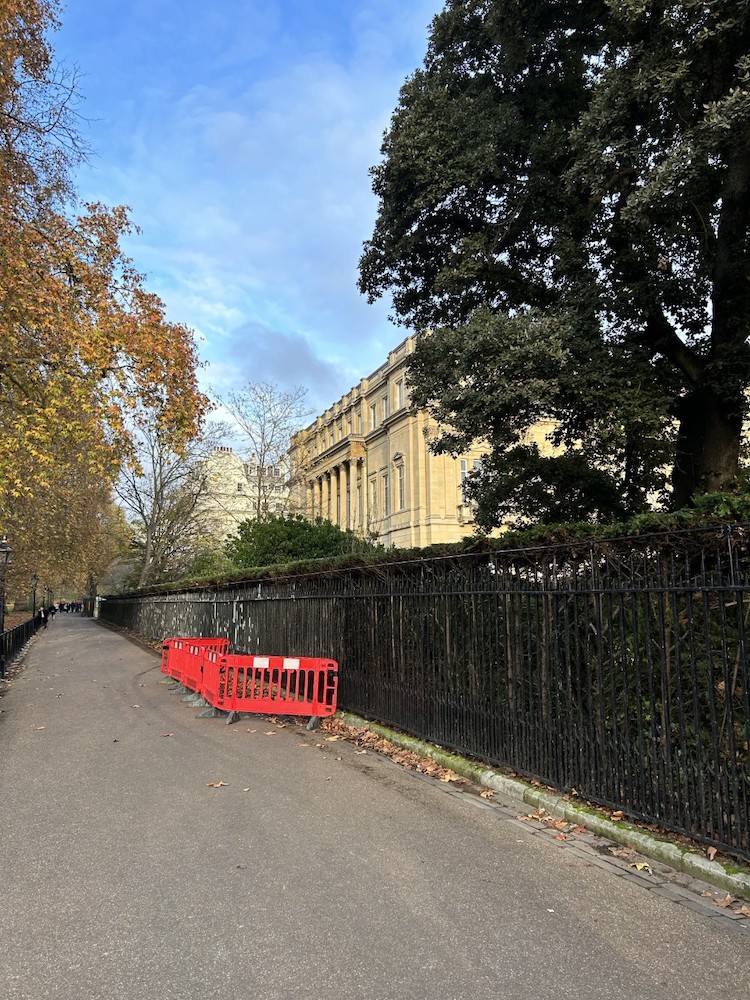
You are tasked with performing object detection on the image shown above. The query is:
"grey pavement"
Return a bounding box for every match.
[1,615,749,1000]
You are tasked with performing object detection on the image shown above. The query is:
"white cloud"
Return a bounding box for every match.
[60,0,443,414]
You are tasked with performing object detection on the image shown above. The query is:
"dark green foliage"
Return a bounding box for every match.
[360,0,750,522]
[468,445,632,528]
[185,548,234,578]
[224,514,376,570]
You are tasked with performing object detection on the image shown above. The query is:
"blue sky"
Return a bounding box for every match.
[53,0,443,415]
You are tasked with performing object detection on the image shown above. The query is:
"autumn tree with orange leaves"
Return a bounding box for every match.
[0,0,209,601]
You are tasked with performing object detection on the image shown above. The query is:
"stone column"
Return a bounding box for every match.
[342,461,351,530]
[307,481,315,518]
[333,466,341,525]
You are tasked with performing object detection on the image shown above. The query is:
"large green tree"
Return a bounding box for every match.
[359,0,750,525]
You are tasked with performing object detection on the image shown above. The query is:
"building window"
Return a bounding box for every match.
[356,482,362,526]
[382,472,390,517]
[369,402,377,431]
[396,464,405,511]
[357,409,363,434]
[369,477,377,519]
[395,378,404,409]
[382,394,389,420]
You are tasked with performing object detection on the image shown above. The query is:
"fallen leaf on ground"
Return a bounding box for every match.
[35,726,46,731]
[609,846,636,859]
[555,833,569,841]
[732,905,750,917]
[355,749,368,755]
[206,781,228,788]
[243,787,251,792]
[706,846,718,861]
[161,733,174,737]
[479,789,495,799]
[714,893,735,908]
[131,705,140,709]
[629,862,653,874]
[518,808,549,822]
[570,825,588,835]
[264,731,277,736]
[611,810,624,821]
[325,735,341,742]
[298,742,310,747]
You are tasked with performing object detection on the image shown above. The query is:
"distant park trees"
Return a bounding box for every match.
[359,0,750,527]
[115,423,231,588]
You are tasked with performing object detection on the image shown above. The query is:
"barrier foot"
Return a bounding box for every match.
[306,716,321,731]
[197,706,225,718]
[184,694,209,706]
[226,711,242,725]
[169,683,190,694]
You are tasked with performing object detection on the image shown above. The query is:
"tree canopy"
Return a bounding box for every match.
[0,1,208,596]
[359,0,750,526]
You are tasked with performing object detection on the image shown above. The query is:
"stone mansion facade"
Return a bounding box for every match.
[288,336,492,549]
[196,447,289,542]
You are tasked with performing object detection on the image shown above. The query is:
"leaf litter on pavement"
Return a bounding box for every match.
[320,716,463,784]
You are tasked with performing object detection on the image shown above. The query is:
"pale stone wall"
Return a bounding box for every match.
[196,447,289,542]
[288,336,498,548]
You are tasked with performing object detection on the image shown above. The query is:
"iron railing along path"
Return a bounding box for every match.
[100,524,750,862]
[1,618,37,677]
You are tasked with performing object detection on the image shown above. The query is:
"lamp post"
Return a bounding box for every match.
[31,574,39,617]
[0,535,11,635]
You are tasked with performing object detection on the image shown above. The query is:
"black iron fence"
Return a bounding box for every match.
[100,524,750,862]
[1,618,37,678]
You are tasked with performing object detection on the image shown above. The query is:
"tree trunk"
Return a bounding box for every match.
[671,387,743,508]
[138,530,154,588]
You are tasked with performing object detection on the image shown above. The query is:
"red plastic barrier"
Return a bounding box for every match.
[202,651,338,717]
[161,637,230,691]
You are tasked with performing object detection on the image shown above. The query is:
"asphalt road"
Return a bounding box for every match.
[1,615,748,1000]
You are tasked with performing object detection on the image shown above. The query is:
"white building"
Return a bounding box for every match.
[196,447,289,542]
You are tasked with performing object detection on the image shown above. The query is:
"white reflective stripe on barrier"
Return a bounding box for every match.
[282,658,300,670]
[253,656,270,668]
